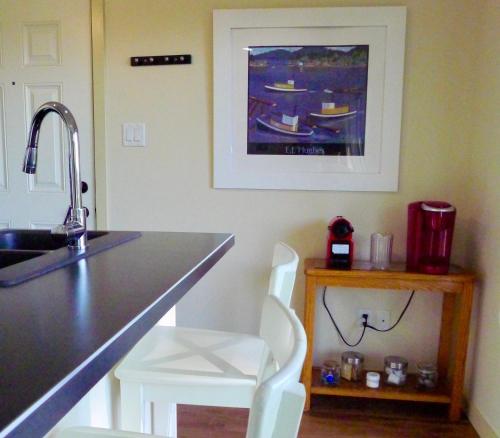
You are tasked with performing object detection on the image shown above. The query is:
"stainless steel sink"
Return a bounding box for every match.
[0,229,141,287]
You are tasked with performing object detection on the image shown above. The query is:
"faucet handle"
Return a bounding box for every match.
[52,221,87,250]
[51,222,86,238]
[55,206,88,249]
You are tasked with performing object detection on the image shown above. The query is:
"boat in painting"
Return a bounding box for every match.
[309,102,357,118]
[264,79,307,92]
[256,113,313,136]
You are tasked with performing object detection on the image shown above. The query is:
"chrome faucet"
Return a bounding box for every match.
[23,101,88,249]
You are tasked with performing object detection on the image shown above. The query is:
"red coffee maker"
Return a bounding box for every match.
[407,201,456,274]
[326,216,354,269]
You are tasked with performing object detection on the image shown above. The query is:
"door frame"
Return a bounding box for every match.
[91,0,107,228]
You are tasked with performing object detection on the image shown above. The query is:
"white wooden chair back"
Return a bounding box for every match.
[268,242,299,307]
[248,295,307,438]
[257,244,298,384]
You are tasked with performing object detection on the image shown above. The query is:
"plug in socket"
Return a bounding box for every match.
[357,309,373,327]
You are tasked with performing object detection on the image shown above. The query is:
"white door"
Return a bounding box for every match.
[0,0,95,230]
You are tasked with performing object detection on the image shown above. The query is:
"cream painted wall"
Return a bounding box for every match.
[463,1,500,435]
[103,0,496,432]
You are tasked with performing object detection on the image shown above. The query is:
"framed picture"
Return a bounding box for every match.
[213,7,406,191]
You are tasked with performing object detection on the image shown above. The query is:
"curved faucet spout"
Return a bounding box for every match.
[23,101,87,249]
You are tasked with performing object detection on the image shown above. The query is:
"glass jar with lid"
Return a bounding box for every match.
[384,355,408,386]
[341,351,364,382]
[416,362,438,390]
[321,360,341,386]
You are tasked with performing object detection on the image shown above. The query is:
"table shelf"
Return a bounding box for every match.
[311,367,451,404]
[301,259,475,421]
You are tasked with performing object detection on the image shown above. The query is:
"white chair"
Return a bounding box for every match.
[114,243,299,434]
[268,241,299,307]
[59,295,307,438]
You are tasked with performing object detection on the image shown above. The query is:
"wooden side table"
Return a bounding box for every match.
[301,259,475,421]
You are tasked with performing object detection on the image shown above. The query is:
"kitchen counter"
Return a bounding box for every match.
[0,231,234,437]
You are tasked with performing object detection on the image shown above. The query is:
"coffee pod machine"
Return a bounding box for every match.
[407,201,456,274]
[326,216,354,269]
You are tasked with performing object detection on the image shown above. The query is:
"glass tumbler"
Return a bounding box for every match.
[370,232,393,270]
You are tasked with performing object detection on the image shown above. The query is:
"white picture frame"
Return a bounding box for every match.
[213,7,406,191]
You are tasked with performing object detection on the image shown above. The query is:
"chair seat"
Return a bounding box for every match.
[115,326,268,407]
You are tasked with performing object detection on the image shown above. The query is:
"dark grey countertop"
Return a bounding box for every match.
[0,231,234,437]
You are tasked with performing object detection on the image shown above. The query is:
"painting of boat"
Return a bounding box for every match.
[256,114,313,137]
[247,45,368,156]
[264,79,307,92]
[309,102,357,118]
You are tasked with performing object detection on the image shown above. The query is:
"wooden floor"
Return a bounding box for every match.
[177,396,478,437]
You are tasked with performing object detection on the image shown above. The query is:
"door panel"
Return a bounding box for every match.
[0,0,95,229]
[23,21,61,66]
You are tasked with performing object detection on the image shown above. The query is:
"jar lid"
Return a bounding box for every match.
[342,351,364,365]
[417,362,437,374]
[384,355,408,369]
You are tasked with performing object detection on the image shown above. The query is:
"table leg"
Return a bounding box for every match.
[448,281,474,421]
[437,293,455,380]
[301,275,317,411]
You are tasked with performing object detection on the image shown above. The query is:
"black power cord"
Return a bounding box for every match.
[322,287,416,346]
[322,287,367,347]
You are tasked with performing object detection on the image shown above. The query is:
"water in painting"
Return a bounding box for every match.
[247,45,369,156]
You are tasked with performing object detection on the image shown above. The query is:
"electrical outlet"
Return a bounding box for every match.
[377,310,391,330]
[357,309,373,327]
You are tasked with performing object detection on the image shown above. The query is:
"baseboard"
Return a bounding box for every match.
[467,402,498,438]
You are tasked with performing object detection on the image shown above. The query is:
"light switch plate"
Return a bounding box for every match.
[122,123,146,147]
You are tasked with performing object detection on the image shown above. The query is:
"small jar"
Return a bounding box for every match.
[366,371,380,388]
[341,351,364,381]
[384,355,408,386]
[321,360,341,386]
[416,362,438,390]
